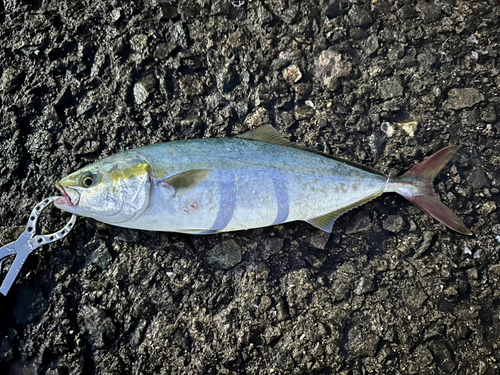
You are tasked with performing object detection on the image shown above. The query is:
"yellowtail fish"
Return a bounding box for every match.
[55,125,471,235]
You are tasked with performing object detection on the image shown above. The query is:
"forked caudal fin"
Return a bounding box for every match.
[394,146,472,235]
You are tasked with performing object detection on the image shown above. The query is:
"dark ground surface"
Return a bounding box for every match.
[0,0,499,374]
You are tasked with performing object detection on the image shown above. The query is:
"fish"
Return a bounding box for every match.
[54,125,472,235]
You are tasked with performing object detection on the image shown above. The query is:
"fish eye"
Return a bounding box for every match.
[83,176,93,186]
[81,172,94,187]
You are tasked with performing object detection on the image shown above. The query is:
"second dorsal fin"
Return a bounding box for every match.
[236,125,386,177]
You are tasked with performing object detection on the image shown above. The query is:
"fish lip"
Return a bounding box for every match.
[56,184,80,207]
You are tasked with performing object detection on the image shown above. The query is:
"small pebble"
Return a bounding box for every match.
[382,215,405,233]
[205,240,242,269]
[444,88,484,110]
[282,64,302,84]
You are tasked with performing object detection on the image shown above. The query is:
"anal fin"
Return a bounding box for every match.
[305,191,383,233]
[306,211,341,233]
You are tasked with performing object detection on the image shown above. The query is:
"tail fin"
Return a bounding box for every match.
[394,146,472,235]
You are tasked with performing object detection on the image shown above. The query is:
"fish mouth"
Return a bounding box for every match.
[56,184,80,207]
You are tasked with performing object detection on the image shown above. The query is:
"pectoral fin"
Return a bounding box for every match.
[159,169,210,195]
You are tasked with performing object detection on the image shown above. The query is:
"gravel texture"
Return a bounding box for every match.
[0,0,499,374]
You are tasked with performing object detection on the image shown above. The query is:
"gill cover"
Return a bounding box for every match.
[56,155,152,224]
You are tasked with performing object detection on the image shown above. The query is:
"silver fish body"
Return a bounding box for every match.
[110,138,386,233]
[55,126,471,235]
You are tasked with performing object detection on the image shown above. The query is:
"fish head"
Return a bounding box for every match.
[55,155,152,224]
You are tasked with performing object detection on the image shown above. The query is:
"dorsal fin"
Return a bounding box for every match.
[236,125,387,177]
[236,124,292,146]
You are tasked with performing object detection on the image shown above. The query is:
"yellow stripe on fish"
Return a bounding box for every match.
[109,163,151,182]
